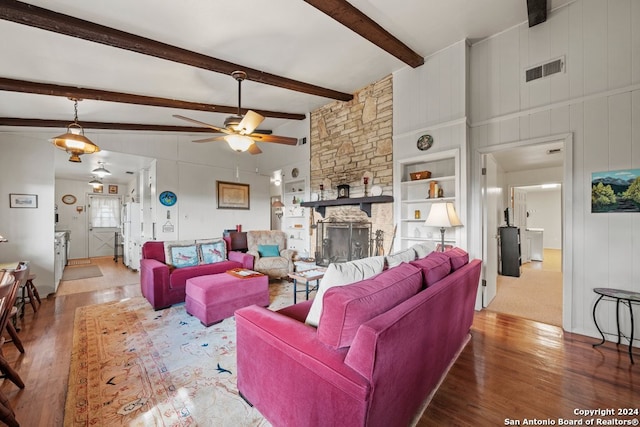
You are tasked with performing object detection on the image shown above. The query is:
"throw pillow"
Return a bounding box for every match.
[257,244,280,257]
[198,239,227,265]
[166,244,199,268]
[410,241,436,259]
[444,247,469,271]
[317,263,422,348]
[385,247,416,268]
[305,256,385,327]
[163,240,196,267]
[409,251,451,287]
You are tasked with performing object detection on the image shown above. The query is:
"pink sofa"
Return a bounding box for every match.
[235,251,481,427]
[140,240,254,310]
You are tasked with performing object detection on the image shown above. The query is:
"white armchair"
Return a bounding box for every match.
[247,230,295,279]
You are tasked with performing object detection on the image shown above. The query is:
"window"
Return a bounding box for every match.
[90,196,121,228]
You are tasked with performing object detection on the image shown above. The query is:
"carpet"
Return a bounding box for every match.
[68,258,92,266]
[61,265,103,281]
[64,281,296,426]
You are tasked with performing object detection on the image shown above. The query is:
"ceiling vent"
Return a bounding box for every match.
[525,57,564,82]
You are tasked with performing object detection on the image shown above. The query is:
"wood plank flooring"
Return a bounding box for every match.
[1,260,638,426]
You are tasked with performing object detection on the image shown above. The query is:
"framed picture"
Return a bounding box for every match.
[592,168,640,213]
[93,184,103,193]
[108,185,118,194]
[217,181,250,210]
[9,193,38,208]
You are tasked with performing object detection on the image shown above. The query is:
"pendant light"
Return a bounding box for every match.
[88,176,102,187]
[50,98,100,162]
[92,161,111,177]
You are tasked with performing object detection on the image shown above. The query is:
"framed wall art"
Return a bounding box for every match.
[9,193,38,208]
[217,181,250,210]
[108,185,118,194]
[591,168,640,213]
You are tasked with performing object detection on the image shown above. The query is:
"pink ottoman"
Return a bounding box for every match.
[185,272,269,326]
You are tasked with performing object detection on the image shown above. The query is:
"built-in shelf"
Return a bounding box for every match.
[301,195,393,217]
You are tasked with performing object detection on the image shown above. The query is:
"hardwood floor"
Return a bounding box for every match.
[1,260,638,426]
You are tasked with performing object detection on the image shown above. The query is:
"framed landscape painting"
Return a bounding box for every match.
[217,181,250,210]
[591,168,640,213]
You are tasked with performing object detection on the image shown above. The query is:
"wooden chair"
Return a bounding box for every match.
[0,271,25,389]
[4,266,26,354]
[0,388,19,427]
[16,261,40,317]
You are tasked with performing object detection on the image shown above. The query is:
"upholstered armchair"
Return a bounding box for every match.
[246,230,295,279]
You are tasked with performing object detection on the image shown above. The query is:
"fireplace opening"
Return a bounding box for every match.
[315,221,371,266]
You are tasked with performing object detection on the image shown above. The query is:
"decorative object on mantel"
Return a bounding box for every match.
[319,184,324,201]
[337,184,350,199]
[416,134,434,151]
[363,176,369,197]
[410,170,431,180]
[371,185,383,197]
[50,98,100,163]
[424,202,462,252]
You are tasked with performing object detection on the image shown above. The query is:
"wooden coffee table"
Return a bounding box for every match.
[288,268,326,304]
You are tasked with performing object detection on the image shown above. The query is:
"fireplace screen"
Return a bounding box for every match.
[315,221,371,266]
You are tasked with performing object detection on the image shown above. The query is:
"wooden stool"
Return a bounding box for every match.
[17,262,41,317]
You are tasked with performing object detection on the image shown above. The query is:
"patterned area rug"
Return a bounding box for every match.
[64,280,296,426]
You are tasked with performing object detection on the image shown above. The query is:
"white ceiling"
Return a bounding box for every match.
[0,0,572,182]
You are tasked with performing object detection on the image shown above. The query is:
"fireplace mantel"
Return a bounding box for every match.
[301,195,393,217]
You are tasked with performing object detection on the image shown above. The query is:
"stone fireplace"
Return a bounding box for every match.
[315,221,371,266]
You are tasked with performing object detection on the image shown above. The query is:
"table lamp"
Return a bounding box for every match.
[424,203,462,251]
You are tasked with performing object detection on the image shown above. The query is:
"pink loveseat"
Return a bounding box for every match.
[140,240,254,310]
[235,250,481,427]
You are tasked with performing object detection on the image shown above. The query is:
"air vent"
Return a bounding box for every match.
[546,148,562,155]
[126,171,135,174]
[525,56,565,82]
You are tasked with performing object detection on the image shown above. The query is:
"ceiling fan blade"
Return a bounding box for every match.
[192,136,227,143]
[237,110,264,135]
[248,143,262,155]
[173,114,230,134]
[250,133,299,146]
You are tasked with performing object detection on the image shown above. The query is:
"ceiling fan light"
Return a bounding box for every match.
[225,134,253,152]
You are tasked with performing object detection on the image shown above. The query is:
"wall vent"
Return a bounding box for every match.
[525,56,564,82]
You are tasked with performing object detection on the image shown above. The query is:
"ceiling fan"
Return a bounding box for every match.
[174,71,298,154]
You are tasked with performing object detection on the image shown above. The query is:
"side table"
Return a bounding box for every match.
[288,268,326,304]
[592,287,640,364]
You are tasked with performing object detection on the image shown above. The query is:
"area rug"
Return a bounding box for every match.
[64,280,296,426]
[68,258,92,266]
[61,265,103,281]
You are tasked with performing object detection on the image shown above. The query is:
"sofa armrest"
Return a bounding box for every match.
[139,258,171,310]
[235,305,370,424]
[247,250,260,262]
[280,249,296,273]
[228,251,254,269]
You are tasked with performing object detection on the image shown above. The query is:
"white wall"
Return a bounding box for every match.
[525,189,562,249]
[469,0,640,342]
[0,134,56,296]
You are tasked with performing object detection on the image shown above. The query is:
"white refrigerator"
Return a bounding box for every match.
[122,202,142,270]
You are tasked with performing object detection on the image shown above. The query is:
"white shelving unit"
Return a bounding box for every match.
[394,149,461,252]
[282,178,310,255]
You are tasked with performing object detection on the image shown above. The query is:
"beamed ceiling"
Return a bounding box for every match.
[0,0,565,178]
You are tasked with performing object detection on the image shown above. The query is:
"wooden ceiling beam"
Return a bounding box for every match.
[0,77,306,120]
[0,0,353,101]
[0,117,226,133]
[304,0,424,68]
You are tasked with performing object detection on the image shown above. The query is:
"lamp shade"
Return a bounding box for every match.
[424,203,462,228]
[92,162,111,177]
[271,200,285,208]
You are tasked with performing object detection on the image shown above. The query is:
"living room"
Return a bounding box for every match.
[0,0,639,425]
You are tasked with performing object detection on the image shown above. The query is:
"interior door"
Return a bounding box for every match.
[482,154,500,307]
[88,195,121,258]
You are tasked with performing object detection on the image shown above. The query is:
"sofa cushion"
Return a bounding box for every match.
[163,240,196,267]
[198,239,227,265]
[305,256,385,327]
[444,247,469,271]
[142,241,166,263]
[409,251,451,287]
[410,241,436,258]
[385,247,416,269]
[317,263,422,348]
[165,242,199,268]
[258,244,280,257]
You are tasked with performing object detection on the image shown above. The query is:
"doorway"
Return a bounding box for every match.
[479,134,573,329]
[87,194,122,258]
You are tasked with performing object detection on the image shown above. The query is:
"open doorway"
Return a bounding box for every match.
[480,136,570,328]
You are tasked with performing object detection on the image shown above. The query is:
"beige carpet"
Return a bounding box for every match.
[64,281,295,426]
[61,265,103,281]
[487,249,563,326]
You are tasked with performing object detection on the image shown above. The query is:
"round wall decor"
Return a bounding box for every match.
[62,194,77,205]
[291,168,299,178]
[159,191,177,206]
[417,134,434,151]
